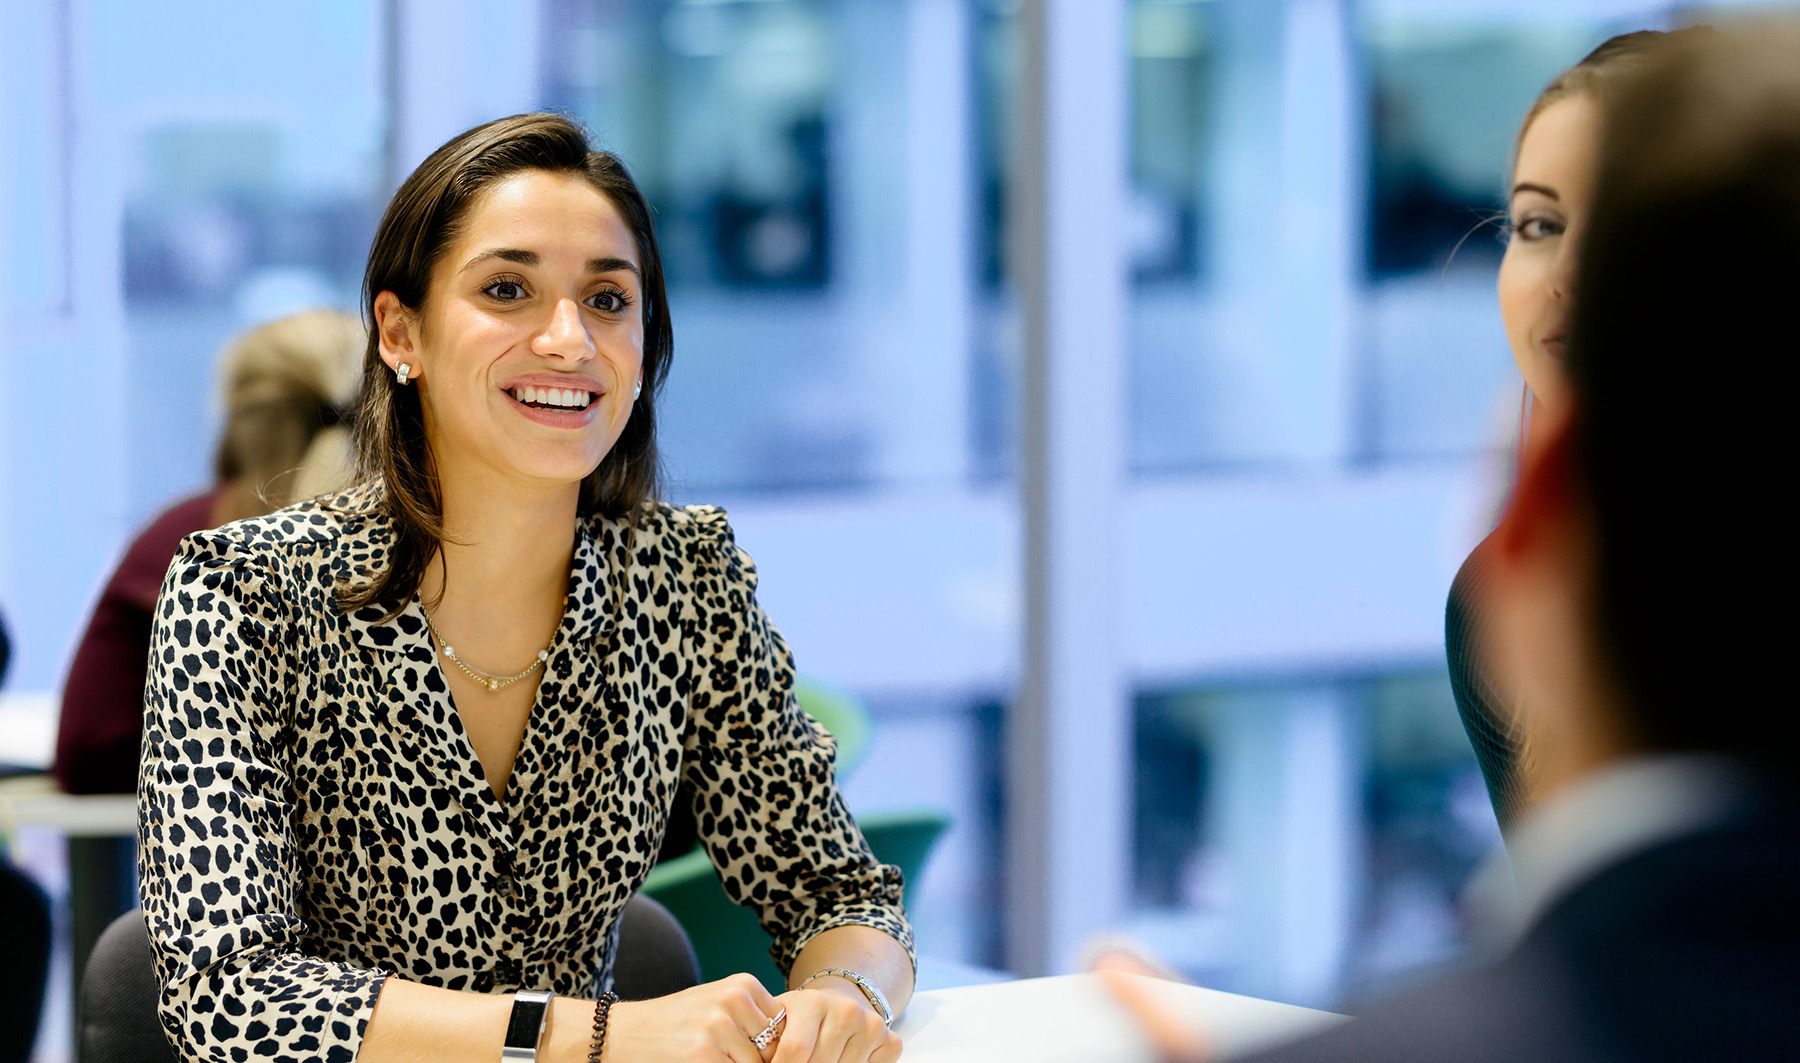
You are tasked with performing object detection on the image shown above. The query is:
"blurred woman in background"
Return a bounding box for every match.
[49,310,363,999]
[54,309,362,793]
[1447,28,1706,828]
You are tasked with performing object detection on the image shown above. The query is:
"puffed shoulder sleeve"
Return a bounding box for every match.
[138,529,385,1063]
[677,507,916,976]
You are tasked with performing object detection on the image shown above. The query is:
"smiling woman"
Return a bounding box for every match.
[1447,29,1710,831]
[136,114,914,1063]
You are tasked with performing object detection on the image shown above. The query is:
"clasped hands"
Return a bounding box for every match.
[604,973,900,1063]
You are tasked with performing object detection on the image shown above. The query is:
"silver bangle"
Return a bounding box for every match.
[502,989,555,1061]
[800,968,894,1027]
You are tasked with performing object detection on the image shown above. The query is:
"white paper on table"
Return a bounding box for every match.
[891,973,1344,1063]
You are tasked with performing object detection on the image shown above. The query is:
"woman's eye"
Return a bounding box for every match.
[484,280,526,301]
[1512,216,1564,242]
[588,290,629,313]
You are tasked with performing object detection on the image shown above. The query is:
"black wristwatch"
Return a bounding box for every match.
[502,989,555,1061]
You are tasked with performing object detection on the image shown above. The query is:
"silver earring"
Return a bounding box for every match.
[395,362,411,385]
[633,379,642,402]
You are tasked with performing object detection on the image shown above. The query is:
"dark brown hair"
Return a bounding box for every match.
[1571,22,1800,777]
[339,113,672,614]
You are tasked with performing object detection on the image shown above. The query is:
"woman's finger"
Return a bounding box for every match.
[768,999,821,1063]
[749,1007,787,1063]
[804,1004,858,1063]
[868,1032,903,1063]
[690,1003,761,1063]
[837,1018,894,1063]
[725,972,783,1017]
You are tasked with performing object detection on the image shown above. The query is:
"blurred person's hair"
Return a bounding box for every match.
[1570,21,1800,778]
[1510,27,1715,181]
[215,309,365,523]
[341,113,671,615]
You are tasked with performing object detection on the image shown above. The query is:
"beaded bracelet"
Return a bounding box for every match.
[587,991,619,1063]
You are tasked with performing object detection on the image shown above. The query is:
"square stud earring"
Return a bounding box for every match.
[395,362,411,386]
[633,379,642,402]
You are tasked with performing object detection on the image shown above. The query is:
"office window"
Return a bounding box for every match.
[109,2,385,524]
[546,0,975,496]
[1359,17,1629,461]
[1130,670,1498,1007]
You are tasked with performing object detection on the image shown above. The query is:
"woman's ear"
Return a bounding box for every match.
[372,291,418,378]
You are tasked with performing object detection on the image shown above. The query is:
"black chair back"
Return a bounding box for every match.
[80,896,699,1062]
[78,910,174,1063]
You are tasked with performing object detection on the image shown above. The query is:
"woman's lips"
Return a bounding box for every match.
[504,387,601,429]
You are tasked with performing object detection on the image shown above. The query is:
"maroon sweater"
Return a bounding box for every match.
[54,491,220,794]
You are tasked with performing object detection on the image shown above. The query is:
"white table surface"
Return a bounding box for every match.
[0,773,138,836]
[0,690,57,767]
[0,691,139,837]
[891,973,1342,1063]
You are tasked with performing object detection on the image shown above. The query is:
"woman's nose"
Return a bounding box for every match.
[1549,227,1582,301]
[535,298,594,360]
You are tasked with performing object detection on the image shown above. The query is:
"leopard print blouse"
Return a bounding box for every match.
[136,483,912,1061]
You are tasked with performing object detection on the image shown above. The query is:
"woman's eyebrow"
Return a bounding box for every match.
[588,256,640,277]
[458,249,640,277]
[1511,182,1560,202]
[461,247,537,272]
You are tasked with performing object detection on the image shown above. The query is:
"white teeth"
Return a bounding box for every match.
[512,386,591,408]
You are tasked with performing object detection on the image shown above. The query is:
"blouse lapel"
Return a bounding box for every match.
[346,590,517,858]
[505,519,620,827]
[335,505,628,860]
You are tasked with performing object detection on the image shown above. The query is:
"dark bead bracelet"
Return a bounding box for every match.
[588,990,620,1063]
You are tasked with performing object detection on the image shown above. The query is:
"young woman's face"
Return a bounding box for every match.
[1498,94,1600,414]
[376,169,645,494]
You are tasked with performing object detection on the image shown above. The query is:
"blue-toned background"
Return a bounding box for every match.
[3,1,1788,1057]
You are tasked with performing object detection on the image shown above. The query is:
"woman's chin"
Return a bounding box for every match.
[496,455,608,491]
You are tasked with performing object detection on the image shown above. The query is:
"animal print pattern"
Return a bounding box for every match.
[137,482,913,1062]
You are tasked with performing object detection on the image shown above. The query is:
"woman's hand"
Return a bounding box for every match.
[603,974,786,1063]
[765,981,901,1063]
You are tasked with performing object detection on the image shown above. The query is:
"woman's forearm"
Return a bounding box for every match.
[358,977,597,1063]
[786,924,915,1019]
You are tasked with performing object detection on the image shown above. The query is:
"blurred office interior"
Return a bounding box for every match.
[1,0,1789,1057]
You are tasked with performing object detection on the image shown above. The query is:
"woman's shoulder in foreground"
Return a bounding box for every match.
[585,501,753,595]
[600,498,737,547]
[173,482,386,566]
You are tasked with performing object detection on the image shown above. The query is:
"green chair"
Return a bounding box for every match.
[643,806,953,994]
[792,674,873,779]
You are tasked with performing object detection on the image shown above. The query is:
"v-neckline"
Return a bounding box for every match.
[344,514,624,850]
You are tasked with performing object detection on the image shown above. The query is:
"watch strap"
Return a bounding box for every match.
[801,967,894,1026]
[502,989,555,1061]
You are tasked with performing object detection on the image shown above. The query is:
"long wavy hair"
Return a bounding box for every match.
[337,113,672,615]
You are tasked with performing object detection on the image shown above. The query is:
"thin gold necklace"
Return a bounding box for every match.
[421,609,552,692]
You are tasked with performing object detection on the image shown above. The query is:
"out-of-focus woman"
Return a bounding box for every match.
[54,310,363,793]
[1447,29,1705,828]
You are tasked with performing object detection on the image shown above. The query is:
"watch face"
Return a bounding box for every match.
[504,990,554,1055]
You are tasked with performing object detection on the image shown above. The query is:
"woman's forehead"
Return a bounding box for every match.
[452,170,637,266]
[1516,95,1601,192]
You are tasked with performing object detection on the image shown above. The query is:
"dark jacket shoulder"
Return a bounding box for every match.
[1240,806,1800,1063]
